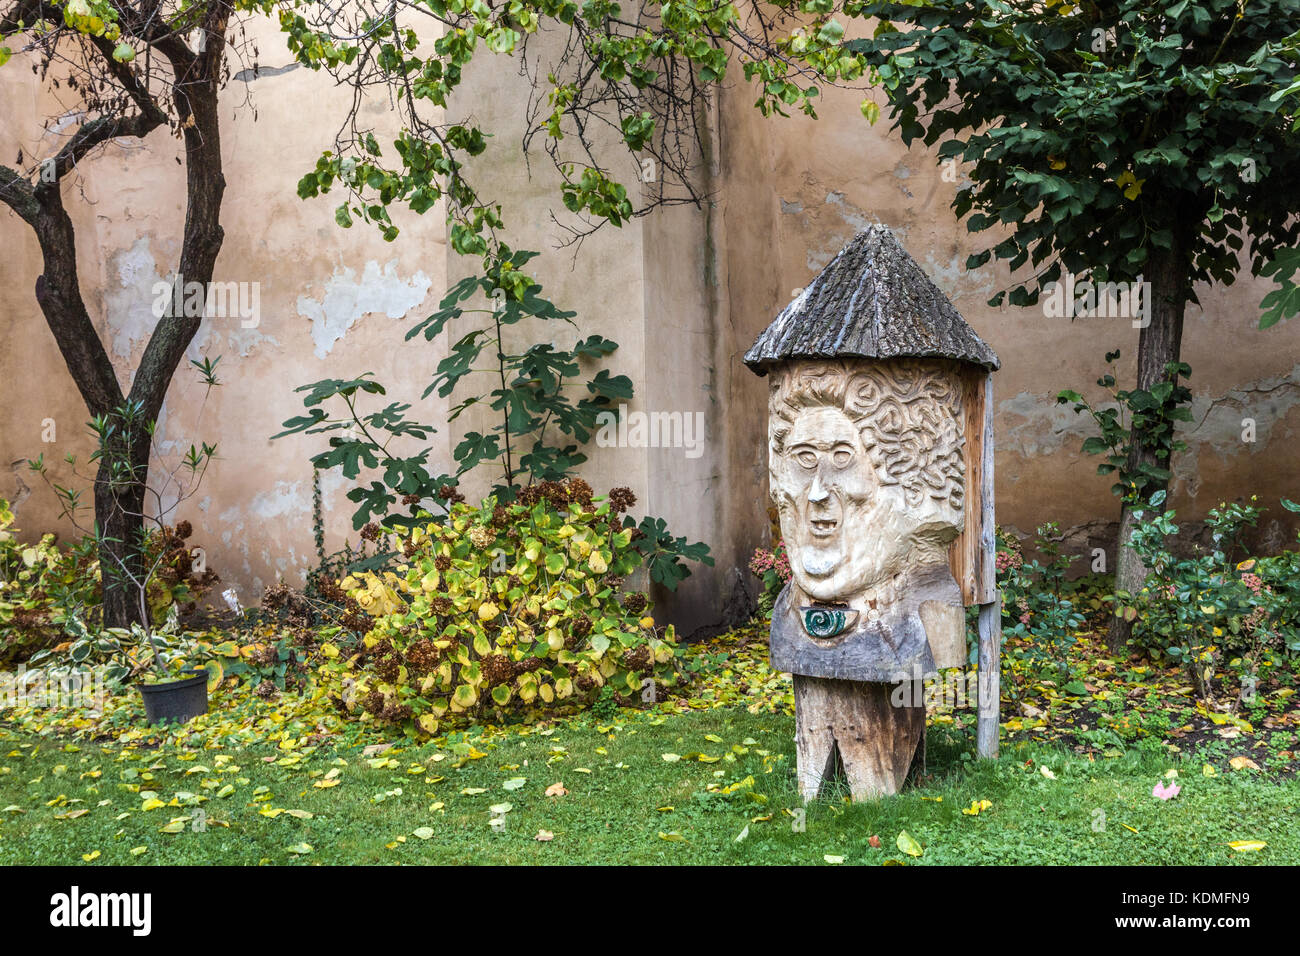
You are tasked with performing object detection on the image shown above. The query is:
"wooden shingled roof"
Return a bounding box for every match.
[744,226,1000,375]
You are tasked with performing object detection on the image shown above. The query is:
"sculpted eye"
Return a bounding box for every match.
[795,450,818,469]
[831,446,854,467]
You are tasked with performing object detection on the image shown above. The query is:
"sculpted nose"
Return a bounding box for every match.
[808,471,829,504]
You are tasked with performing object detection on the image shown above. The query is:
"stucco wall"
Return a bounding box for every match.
[2,17,1297,630]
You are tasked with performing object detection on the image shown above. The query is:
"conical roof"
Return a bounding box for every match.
[744,226,999,375]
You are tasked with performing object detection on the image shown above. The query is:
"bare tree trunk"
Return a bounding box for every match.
[94,443,151,629]
[1108,233,1191,652]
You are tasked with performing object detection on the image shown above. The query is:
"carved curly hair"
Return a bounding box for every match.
[768,358,966,514]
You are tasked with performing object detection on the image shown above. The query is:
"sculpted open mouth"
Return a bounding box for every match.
[809,518,839,537]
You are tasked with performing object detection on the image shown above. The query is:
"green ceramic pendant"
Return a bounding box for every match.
[800,606,858,639]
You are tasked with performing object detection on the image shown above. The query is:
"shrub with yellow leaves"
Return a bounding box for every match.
[0,499,99,664]
[318,481,679,735]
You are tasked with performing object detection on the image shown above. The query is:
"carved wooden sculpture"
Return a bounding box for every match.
[745,226,1001,801]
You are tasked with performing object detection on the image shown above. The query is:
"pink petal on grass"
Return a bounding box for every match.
[1152,781,1181,801]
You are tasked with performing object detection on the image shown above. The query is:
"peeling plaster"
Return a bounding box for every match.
[805,193,886,272]
[105,238,164,360]
[248,479,309,520]
[998,391,1102,458]
[187,314,281,361]
[1174,367,1300,498]
[297,260,432,358]
[1000,370,1300,502]
[233,62,301,83]
[920,251,998,304]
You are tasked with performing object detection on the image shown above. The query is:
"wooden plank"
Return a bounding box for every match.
[976,599,1001,759]
[976,372,999,758]
[794,676,926,801]
[976,372,996,605]
[948,366,989,606]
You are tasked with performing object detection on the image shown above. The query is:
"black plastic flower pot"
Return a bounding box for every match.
[138,669,209,725]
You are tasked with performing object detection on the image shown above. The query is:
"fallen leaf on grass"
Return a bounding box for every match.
[868,835,881,848]
[1226,840,1266,852]
[824,854,844,864]
[896,831,923,857]
[545,782,568,797]
[1229,756,1260,772]
[535,830,554,842]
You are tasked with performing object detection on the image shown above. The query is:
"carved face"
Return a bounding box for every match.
[768,359,966,607]
[775,406,909,602]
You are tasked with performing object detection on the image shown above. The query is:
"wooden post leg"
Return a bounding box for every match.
[794,675,925,801]
[976,598,1001,758]
[793,679,837,803]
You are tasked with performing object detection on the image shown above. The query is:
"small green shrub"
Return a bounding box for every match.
[1125,492,1300,699]
[996,524,1086,683]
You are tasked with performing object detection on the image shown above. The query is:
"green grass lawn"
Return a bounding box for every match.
[1,706,1293,865]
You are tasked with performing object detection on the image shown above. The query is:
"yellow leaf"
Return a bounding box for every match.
[81,850,101,862]
[1226,840,1266,852]
[1115,170,1145,200]
[1228,756,1260,771]
[896,831,923,857]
